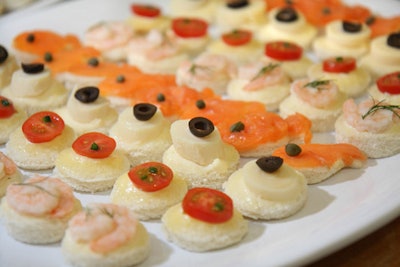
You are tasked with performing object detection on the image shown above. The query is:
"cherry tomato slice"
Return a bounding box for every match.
[128,162,173,192]
[131,4,161,18]
[222,29,252,46]
[0,96,17,119]
[182,187,233,224]
[264,41,302,61]
[22,111,65,143]
[172,18,208,38]
[322,56,356,73]
[72,132,116,159]
[376,71,400,95]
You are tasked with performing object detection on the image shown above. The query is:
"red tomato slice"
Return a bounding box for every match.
[172,18,208,38]
[182,187,233,224]
[72,132,116,159]
[0,96,17,119]
[222,29,252,46]
[322,56,356,73]
[265,41,302,61]
[131,4,161,18]
[22,111,65,143]
[128,162,173,192]
[376,71,400,95]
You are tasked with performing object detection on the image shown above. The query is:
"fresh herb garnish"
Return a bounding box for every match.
[361,99,400,120]
[251,63,280,81]
[303,79,331,90]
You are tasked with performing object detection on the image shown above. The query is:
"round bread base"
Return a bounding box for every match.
[335,116,400,158]
[224,173,307,220]
[0,199,81,244]
[161,204,248,252]
[62,223,150,267]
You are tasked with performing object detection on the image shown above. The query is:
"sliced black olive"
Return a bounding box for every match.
[387,32,400,49]
[285,143,302,156]
[133,103,157,121]
[227,0,249,9]
[188,117,214,137]
[21,63,44,74]
[74,86,99,103]
[342,21,362,33]
[0,45,8,64]
[276,7,298,22]
[256,156,283,173]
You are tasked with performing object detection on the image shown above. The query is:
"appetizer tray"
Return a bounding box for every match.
[1,0,400,266]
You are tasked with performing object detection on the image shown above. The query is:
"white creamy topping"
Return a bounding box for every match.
[242,160,306,202]
[66,92,113,123]
[10,68,52,97]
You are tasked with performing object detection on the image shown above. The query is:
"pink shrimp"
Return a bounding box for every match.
[291,78,340,108]
[343,98,400,133]
[0,152,17,176]
[68,203,137,254]
[6,176,75,218]
[85,21,135,51]
[239,61,287,91]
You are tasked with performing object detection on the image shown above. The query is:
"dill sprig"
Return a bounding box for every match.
[361,99,400,120]
[303,79,331,90]
[251,63,280,81]
[14,179,58,198]
[99,207,114,218]
[189,64,210,75]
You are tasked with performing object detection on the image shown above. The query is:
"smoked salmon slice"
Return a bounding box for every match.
[273,143,367,184]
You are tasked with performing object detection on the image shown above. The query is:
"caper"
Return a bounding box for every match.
[285,143,302,156]
[0,45,8,64]
[256,156,283,173]
[74,86,99,103]
[276,7,298,22]
[116,75,125,83]
[230,121,245,132]
[157,93,165,102]
[21,63,44,74]
[26,33,35,43]
[342,21,362,33]
[188,117,214,137]
[387,32,400,49]
[87,57,99,66]
[133,103,157,121]
[196,99,206,109]
[44,52,53,62]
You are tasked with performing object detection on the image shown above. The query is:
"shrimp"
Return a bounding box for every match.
[176,52,237,93]
[6,176,75,218]
[343,98,400,133]
[128,29,181,61]
[291,78,340,108]
[85,21,135,51]
[68,203,137,254]
[0,152,17,176]
[239,61,287,91]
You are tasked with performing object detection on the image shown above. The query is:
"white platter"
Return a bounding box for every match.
[1,0,400,267]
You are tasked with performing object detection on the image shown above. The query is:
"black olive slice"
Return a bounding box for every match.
[74,86,99,103]
[21,63,44,74]
[276,7,298,22]
[227,0,249,9]
[188,117,214,137]
[342,21,362,33]
[133,103,157,121]
[0,45,8,64]
[387,32,400,49]
[256,156,283,173]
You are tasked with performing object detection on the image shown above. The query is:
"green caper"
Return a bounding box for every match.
[285,143,302,156]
